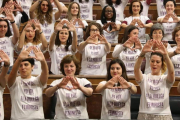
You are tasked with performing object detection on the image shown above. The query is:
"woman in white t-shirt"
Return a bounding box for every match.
[29,0,63,42]
[144,23,172,74]
[95,58,137,119]
[15,19,47,75]
[134,40,175,119]
[96,5,121,43]
[49,20,77,75]
[66,2,88,44]
[167,26,180,77]
[99,0,129,21]
[0,8,19,73]
[73,0,95,20]
[45,55,93,119]
[78,22,111,75]
[112,25,142,76]
[157,0,180,43]
[121,0,153,44]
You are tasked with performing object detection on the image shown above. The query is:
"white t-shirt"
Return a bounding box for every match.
[99,0,128,21]
[49,45,76,75]
[158,16,179,41]
[0,36,14,66]
[99,81,134,119]
[40,15,56,42]
[96,20,121,43]
[123,15,151,43]
[137,73,174,115]
[79,43,108,75]
[0,86,4,120]
[144,43,172,74]
[50,77,92,119]
[14,42,44,75]
[140,1,150,17]
[8,75,47,120]
[156,0,166,17]
[112,44,141,76]
[168,46,180,76]
[74,0,94,20]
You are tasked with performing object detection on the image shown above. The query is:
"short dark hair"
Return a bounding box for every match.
[121,25,139,44]
[129,0,143,15]
[149,23,164,39]
[60,55,81,76]
[0,19,12,37]
[172,25,180,42]
[107,59,128,82]
[106,0,121,5]
[84,22,103,40]
[22,58,35,66]
[164,0,176,8]
[55,25,72,51]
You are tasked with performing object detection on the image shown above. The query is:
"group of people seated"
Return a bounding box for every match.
[0,0,180,119]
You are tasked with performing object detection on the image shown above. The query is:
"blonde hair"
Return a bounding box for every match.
[67,2,81,21]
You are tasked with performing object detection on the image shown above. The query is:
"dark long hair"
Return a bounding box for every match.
[163,0,176,7]
[55,25,72,51]
[0,19,12,37]
[107,59,128,84]
[121,25,138,44]
[79,0,89,2]
[106,0,121,5]
[101,5,116,31]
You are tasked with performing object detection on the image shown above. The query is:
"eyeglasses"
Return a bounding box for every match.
[105,10,113,13]
[90,29,99,32]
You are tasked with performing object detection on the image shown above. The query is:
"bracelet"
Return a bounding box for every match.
[174,50,177,55]
[128,83,132,90]
[56,85,59,90]
[4,63,10,67]
[10,21,15,24]
[39,31,43,34]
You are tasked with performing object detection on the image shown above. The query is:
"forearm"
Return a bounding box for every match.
[40,32,47,51]
[18,30,26,51]
[144,23,153,28]
[104,42,111,53]
[29,0,39,18]
[79,86,93,96]
[12,23,19,45]
[78,41,87,52]
[129,84,137,94]
[40,59,49,86]
[49,31,57,51]
[72,31,77,52]
[134,53,144,82]
[121,23,128,28]
[45,86,58,97]
[0,66,9,88]
[54,0,63,20]
[168,51,177,58]
[95,84,106,93]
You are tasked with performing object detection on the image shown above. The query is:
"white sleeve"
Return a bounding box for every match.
[121,0,129,9]
[99,0,107,8]
[112,44,125,58]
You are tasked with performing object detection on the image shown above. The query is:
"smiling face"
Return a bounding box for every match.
[152,29,163,41]
[41,1,49,13]
[129,29,139,38]
[132,2,141,15]
[150,55,162,75]
[110,63,122,77]
[165,1,175,14]
[59,28,69,45]
[64,61,76,77]
[105,6,113,20]
[90,25,100,36]
[70,3,79,16]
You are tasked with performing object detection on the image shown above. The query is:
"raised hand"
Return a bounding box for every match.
[162,14,171,23]
[105,76,118,89]
[4,1,13,9]
[137,19,145,28]
[0,50,10,65]
[142,40,154,53]
[154,40,168,55]
[33,47,45,62]
[18,46,33,60]
[32,19,41,31]
[13,1,23,12]
[55,21,63,31]
[97,34,108,44]
[130,19,137,26]
[69,77,80,89]
[3,8,14,22]
[117,77,131,89]
[72,18,84,28]
[57,76,71,90]
[85,34,97,44]
[67,22,76,32]
[123,37,134,49]
[171,14,179,23]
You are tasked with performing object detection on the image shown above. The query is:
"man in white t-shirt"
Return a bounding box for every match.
[7,46,49,120]
[0,50,10,120]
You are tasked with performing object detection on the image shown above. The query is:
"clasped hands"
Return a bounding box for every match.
[55,20,76,32]
[123,36,142,50]
[130,19,145,28]
[86,34,108,44]
[103,22,118,33]
[162,13,179,23]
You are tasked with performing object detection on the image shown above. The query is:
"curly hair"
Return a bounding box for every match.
[22,23,41,45]
[67,2,81,21]
[35,0,53,25]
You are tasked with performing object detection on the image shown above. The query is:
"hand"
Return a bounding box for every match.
[162,40,168,48]
[4,1,14,9]
[13,1,23,12]
[0,8,4,15]
[105,76,118,89]
[103,22,117,33]
[57,76,71,90]
[142,39,154,53]
[32,19,41,31]
[67,22,76,32]
[97,34,108,44]
[33,47,45,62]
[55,21,64,31]
[103,23,109,32]
[123,37,134,50]
[72,18,84,28]
[18,46,33,60]
[117,77,131,89]
[162,14,171,23]
[130,19,137,26]
[137,19,145,28]
[0,50,10,65]
[85,34,97,44]
[171,14,179,23]
[69,77,81,89]
[3,8,14,22]
[134,37,142,50]
[154,40,168,55]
